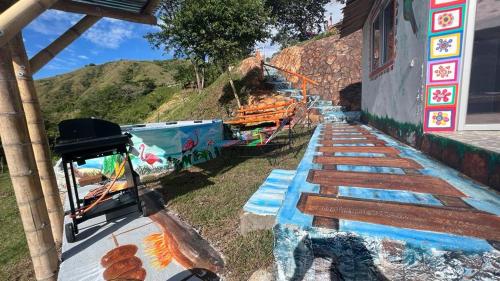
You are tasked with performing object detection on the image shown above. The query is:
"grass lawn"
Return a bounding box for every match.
[149,125,314,280]
[0,172,35,281]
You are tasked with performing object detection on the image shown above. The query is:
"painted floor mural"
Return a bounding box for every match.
[59,188,223,281]
[273,123,500,280]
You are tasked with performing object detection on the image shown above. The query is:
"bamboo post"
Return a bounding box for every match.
[10,33,64,245]
[30,15,101,74]
[0,0,59,48]
[0,44,58,281]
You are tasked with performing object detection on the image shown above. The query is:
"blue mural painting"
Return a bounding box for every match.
[79,120,224,177]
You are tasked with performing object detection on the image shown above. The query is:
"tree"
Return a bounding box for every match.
[265,0,332,47]
[146,0,270,106]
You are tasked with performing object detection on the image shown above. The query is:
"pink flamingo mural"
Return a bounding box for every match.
[182,130,199,154]
[139,144,163,166]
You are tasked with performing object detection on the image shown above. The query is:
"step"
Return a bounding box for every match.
[265,81,292,90]
[323,111,361,123]
[240,169,296,235]
[277,89,302,96]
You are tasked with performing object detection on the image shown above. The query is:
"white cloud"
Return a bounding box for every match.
[78,55,89,60]
[26,10,82,35]
[83,20,136,49]
[26,10,137,49]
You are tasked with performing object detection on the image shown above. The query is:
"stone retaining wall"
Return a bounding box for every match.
[271,31,363,110]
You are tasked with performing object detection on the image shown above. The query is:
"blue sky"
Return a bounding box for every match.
[25,3,343,79]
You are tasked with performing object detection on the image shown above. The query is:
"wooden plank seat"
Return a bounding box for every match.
[320,139,385,146]
[297,194,500,241]
[314,156,422,169]
[318,146,401,156]
[238,100,295,114]
[307,170,465,197]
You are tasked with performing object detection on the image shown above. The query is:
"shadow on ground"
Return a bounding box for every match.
[153,125,314,205]
[290,236,389,281]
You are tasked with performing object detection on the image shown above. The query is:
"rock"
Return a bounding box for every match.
[240,212,276,235]
[248,268,275,281]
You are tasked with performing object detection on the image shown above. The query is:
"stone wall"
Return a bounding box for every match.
[271,31,363,110]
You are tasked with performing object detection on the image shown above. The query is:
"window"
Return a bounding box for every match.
[371,0,396,74]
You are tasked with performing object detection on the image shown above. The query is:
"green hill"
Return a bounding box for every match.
[35,59,187,142]
[35,58,261,144]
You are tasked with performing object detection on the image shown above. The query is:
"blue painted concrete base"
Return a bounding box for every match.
[243,169,296,216]
[274,223,500,281]
[272,124,500,281]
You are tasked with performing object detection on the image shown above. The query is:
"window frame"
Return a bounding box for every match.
[369,0,397,79]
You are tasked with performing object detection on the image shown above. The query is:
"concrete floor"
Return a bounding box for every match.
[434,130,500,154]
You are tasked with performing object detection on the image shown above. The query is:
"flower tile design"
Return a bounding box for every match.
[430,33,461,59]
[432,111,450,126]
[431,7,463,33]
[427,84,458,107]
[425,108,456,131]
[429,59,459,83]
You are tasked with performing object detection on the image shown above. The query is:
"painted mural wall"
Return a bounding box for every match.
[79,120,224,178]
[424,0,468,132]
[361,0,429,125]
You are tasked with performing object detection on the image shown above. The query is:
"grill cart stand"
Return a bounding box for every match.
[54,118,143,243]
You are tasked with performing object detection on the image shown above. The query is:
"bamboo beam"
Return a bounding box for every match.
[10,33,64,245]
[52,0,157,25]
[30,15,101,74]
[0,0,59,48]
[0,45,58,281]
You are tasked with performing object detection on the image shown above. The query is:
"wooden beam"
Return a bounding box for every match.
[0,43,58,281]
[10,33,65,245]
[52,0,157,25]
[30,15,101,74]
[0,0,59,48]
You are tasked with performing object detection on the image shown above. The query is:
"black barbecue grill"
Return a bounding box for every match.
[54,118,143,243]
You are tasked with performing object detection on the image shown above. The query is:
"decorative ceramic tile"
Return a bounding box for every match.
[426,84,458,107]
[430,33,462,60]
[429,59,459,83]
[430,6,463,33]
[431,0,466,9]
[424,108,456,131]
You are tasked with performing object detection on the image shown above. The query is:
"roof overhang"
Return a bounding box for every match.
[52,0,160,25]
[337,0,375,38]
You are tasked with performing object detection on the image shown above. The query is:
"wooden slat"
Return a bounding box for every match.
[314,156,422,169]
[323,124,362,129]
[320,139,386,146]
[435,195,473,209]
[307,170,466,197]
[318,146,400,156]
[321,133,374,138]
[322,132,372,138]
[298,194,500,241]
[322,128,369,133]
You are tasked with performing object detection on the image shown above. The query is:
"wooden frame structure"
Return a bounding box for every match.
[0,1,160,280]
